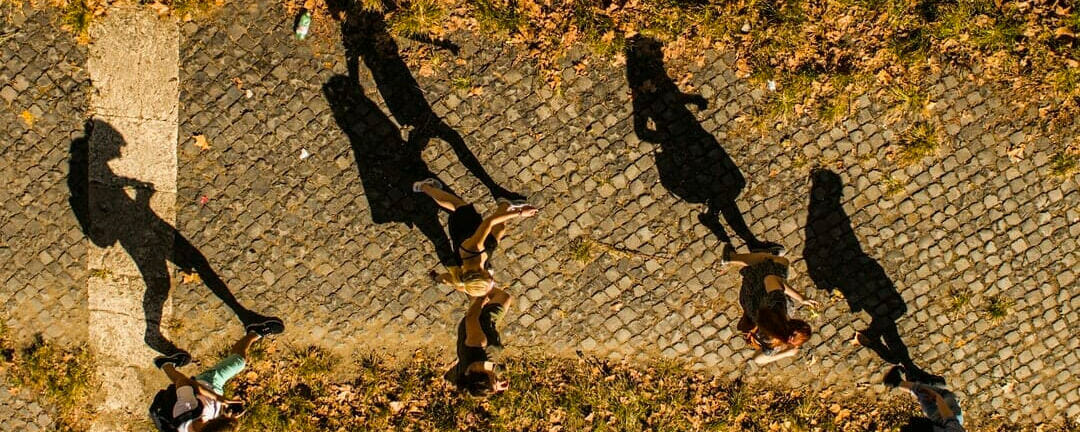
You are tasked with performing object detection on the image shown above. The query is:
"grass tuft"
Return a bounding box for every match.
[945,286,972,315]
[882,176,906,198]
[896,121,939,165]
[60,0,92,41]
[889,83,929,117]
[450,76,472,91]
[360,0,386,13]
[0,323,95,432]
[168,0,217,20]
[568,237,595,264]
[388,0,446,39]
[1050,151,1079,178]
[984,295,1014,320]
[467,0,522,36]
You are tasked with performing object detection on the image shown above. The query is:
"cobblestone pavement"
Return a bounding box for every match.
[1,6,91,431]
[0,373,55,432]
[3,0,1079,428]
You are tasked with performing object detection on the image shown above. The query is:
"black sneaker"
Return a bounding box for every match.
[154,352,192,369]
[719,243,735,265]
[883,365,904,388]
[245,318,285,337]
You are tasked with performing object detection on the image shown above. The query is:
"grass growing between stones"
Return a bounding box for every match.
[231,343,923,431]
[895,121,940,165]
[567,236,596,265]
[0,322,95,432]
[1049,150,1079,178]
[984,295,1014,321]
[945,286,973,316]
[881,176,906,198]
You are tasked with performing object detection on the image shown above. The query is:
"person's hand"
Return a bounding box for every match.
[801,299,821,309]
[516,206,538,218]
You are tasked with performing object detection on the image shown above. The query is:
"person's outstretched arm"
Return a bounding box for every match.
[752,347,798,365]
[461,209,532,253]
[782,281,820,308]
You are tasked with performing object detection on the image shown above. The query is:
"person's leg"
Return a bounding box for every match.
[728,252,785,268]
[489,201,510,242]
[902,382,946,422]
[162,364,189,385]
[193,332,258,394]
[231,331,261,357]
[488,287,512,308]
[420,182,467,211]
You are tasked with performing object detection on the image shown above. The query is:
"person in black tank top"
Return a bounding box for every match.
[449,288,512,396]
[413,178,537,297]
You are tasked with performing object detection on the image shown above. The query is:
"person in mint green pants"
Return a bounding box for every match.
[154,319,283,432]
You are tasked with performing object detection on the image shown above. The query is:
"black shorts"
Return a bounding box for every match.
[448,205,498,262]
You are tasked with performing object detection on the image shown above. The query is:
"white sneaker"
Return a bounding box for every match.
[412,178,443,193]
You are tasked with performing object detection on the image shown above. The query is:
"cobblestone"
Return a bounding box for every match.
[2,0,1079,427]
[0,7,91,341]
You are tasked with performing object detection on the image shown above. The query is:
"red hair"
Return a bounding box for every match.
[757,310,812,350]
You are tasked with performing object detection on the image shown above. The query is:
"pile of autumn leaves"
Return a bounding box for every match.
[230,343,923,432]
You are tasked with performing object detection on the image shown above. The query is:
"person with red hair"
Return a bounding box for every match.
[727,246,819,364]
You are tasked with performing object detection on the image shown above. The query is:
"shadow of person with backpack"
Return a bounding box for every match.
[67,120,282,358]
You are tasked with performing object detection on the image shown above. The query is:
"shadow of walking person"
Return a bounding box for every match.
[323,74,458,266]
[626,35,779,252]
[67,120,281,356]
[804,169,943,384]
[326,0,524,201]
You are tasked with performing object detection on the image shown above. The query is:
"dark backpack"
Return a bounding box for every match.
[149,384,203,432]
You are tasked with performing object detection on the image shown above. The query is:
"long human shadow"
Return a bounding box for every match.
[67,120,279,356]
[326,0,523,201]
[804,169,943,384]
[323,74,457,266]
[626,35,778,251]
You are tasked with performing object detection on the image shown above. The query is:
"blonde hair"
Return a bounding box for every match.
[441,267,493,297]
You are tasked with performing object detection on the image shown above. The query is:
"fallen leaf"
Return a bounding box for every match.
[149,2,170,17]
[1007,145,1025,162]
[232,77,244,90]
[469,86,484,96]
[19,110,34,128]
[193,134,211,150]
[180,271,201,284]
